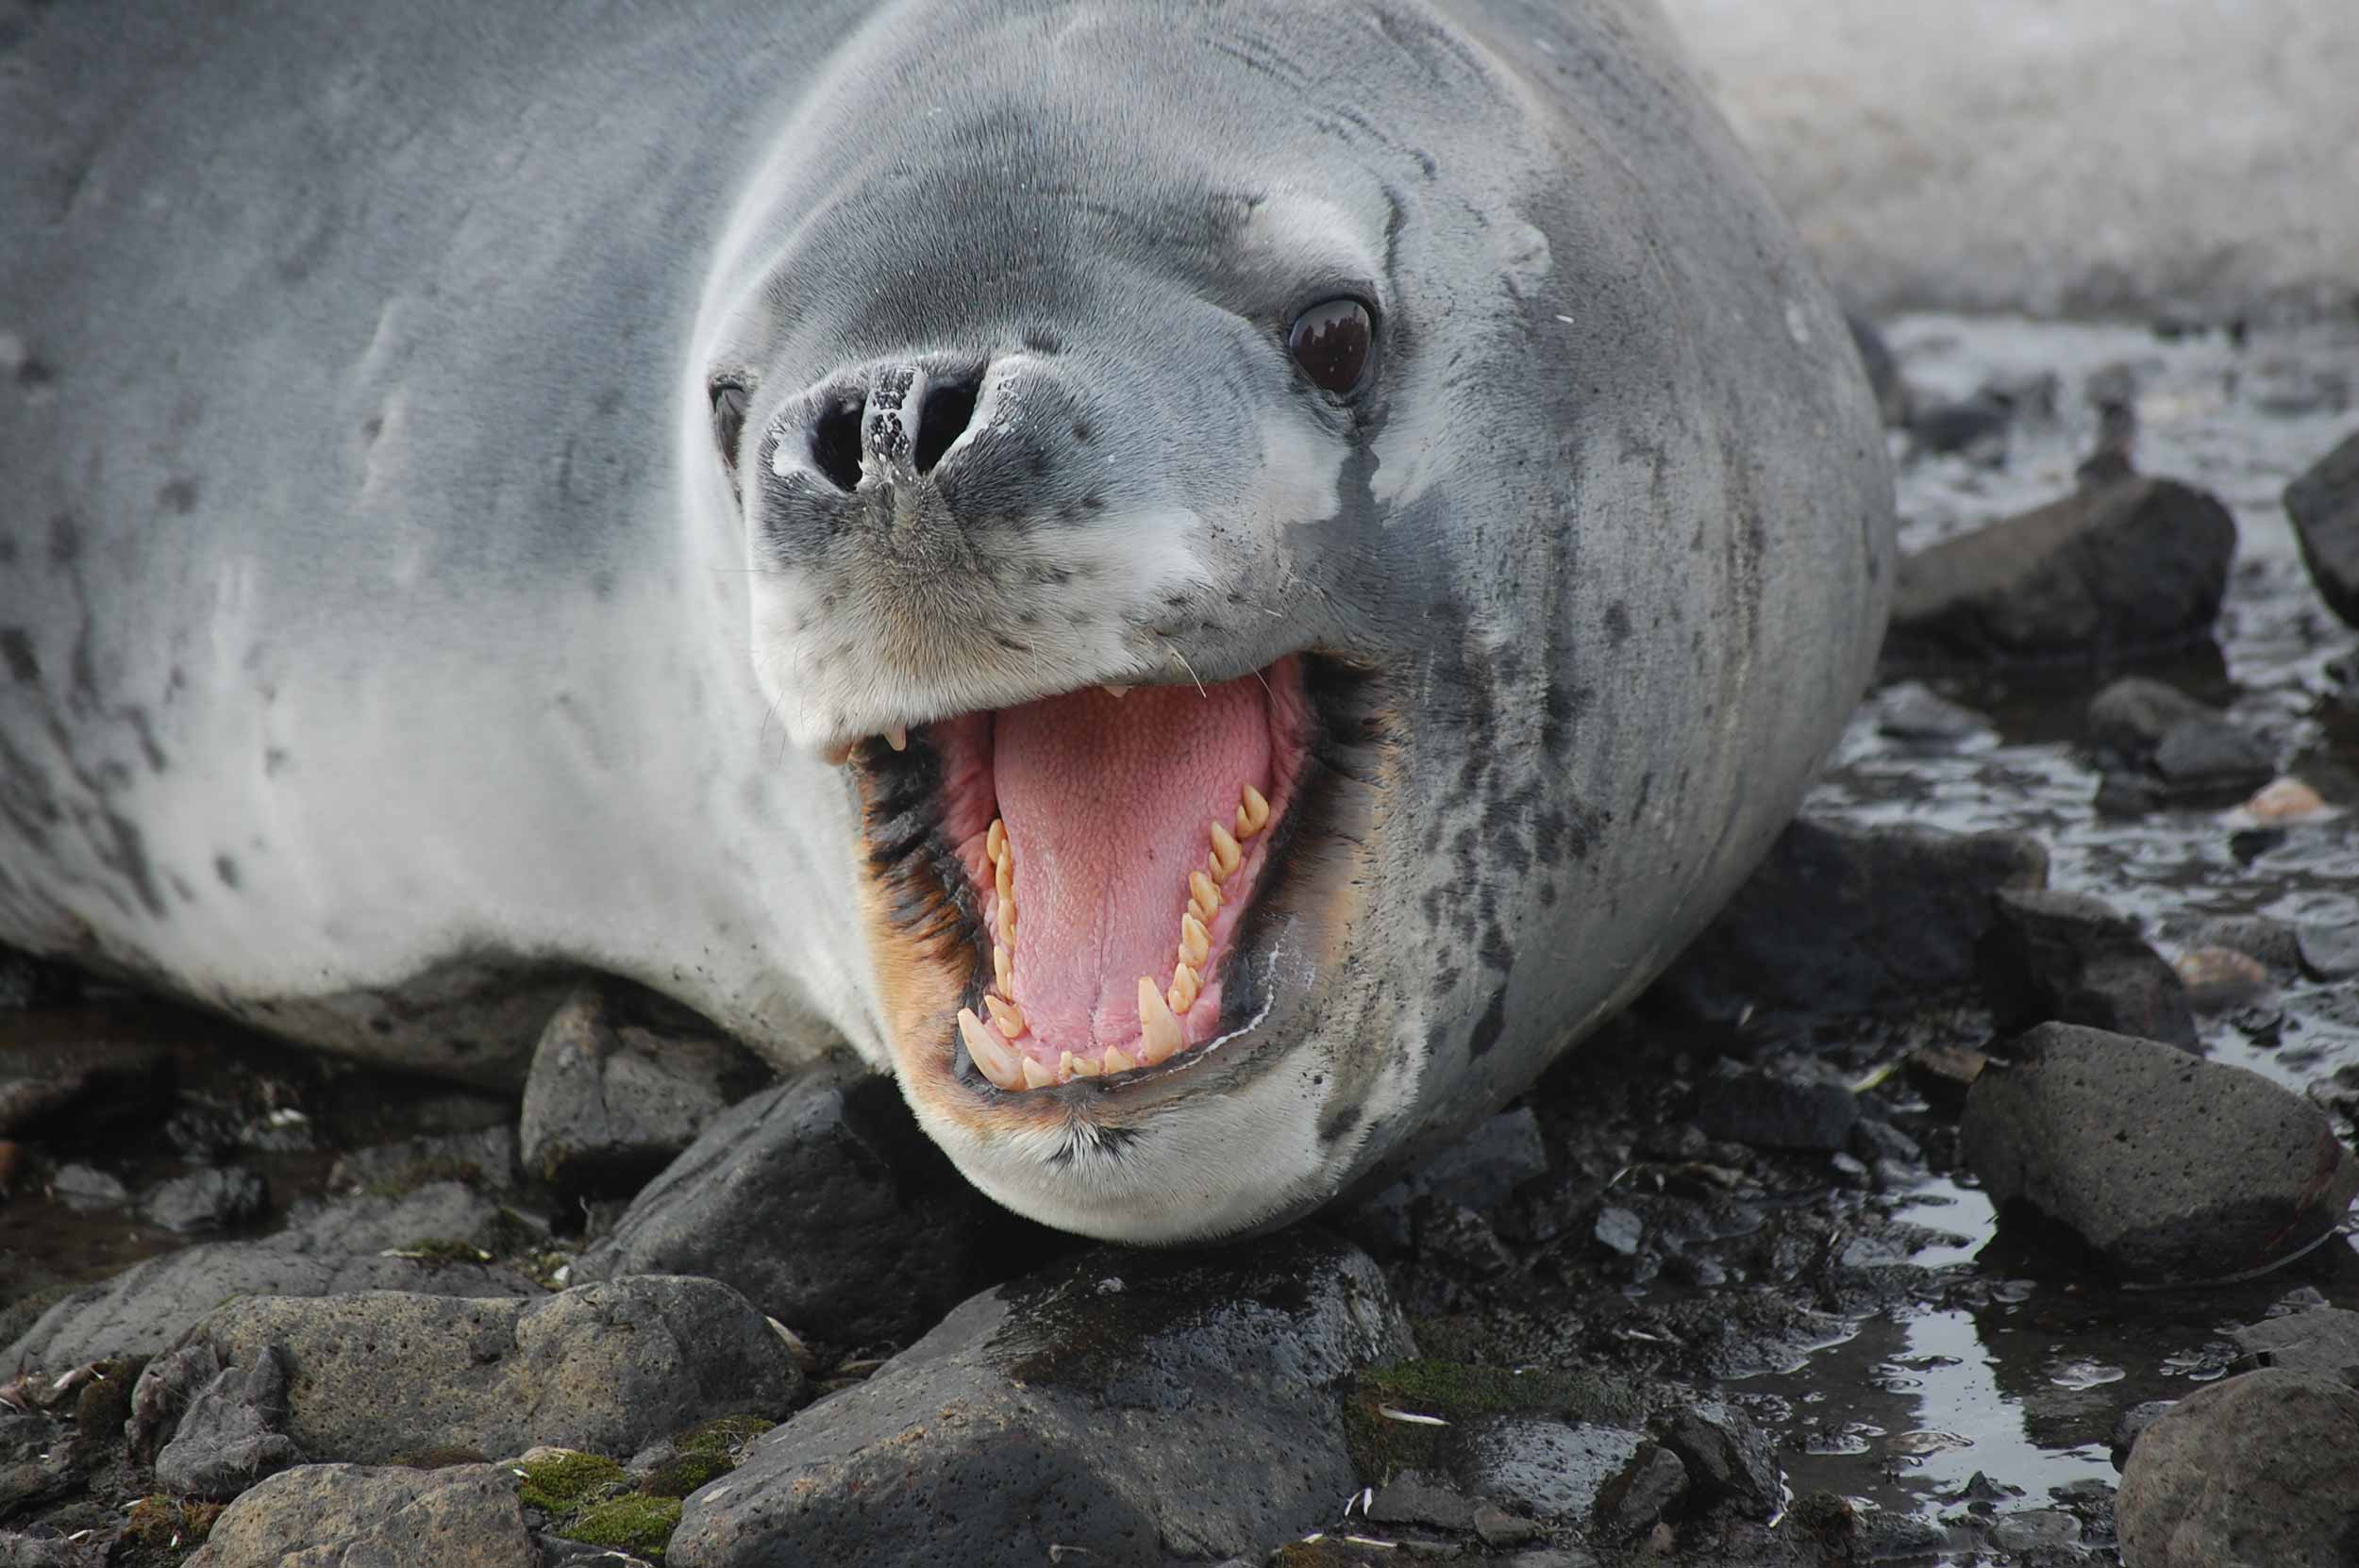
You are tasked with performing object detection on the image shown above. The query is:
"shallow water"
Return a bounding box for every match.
[1761,310,2359,1557]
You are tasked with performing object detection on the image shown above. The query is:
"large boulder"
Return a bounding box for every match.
[183,1463,540,1568]
[2116,1369,2359,1567]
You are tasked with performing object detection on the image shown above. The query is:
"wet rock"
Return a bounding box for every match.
[1657,818,2049,1019]
[2232,1307,2359,1383]
[1594,1443,1688,1537]
[1910,392,2012,458]
[1988,1510,2083,1553]
[1980,888,2199,1049]
[573,1073,1019,1348]
[328,1125,521,1193]
[0,1028,170,1139]
[2086,676,2275,802]
[1884,476,2237,669]
[2116,1369,2359,1567]
[4,1222,539,1371]
[1448,1417,1644,1521]
[2299,924,2359,981]
[2284,427,2359,627]
[1661,1400,1781,1513]
[143,1167,270,1234]
[2188,913,2303,973]
[1872,680,1994,744]
[668,1230,1412,1568]
[139,1276,805,1466]
[2173,946,2271,1011]
[518,992,770,1201]
[1696,1066,1858,1153]
[1962,1023,2359,1283]
[152,1345,304,1499]
[1366,1470,1477,1532]
[1497,1554,1598,1568]
[184,1462,538,1568]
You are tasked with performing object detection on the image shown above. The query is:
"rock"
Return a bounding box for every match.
[1593,1443,1688,1537]
[2112,1400,2176,1469]
[2086,676,2274,801]
[46,1164,127,1210]
[1448,1417,1644,1521]
[1872,681,1993,744]
[573,1073,1024,1348]
[144,1168,270,1234]
[2188,914,2304,973]
[1962,1023,2359,1283]
[4,1227,539,1372]
[518,992,770,1200]
[668,1230,1413,1568]
[2284,427,2359,627]
[1910,392,2012,457]
[1661,1401,1781,1513]
[2232,1308,2359,1384]
[2173,947,2271,1011]
[0,1023,171,1139]
[1988,1510,2083,1553]
[1884,476,2237,669]
[2299,924,2359,981]
[184,1462,539,1568]
[328,1126,521,1194]
[1696,1067,1858,1153]
[1366,1470,1478,1532]
[2246,776,2332,825]
[1412,1109,1548,1214]
[0,1532,105,1568]
[1980,888,2199,1049]
[152,1346,304,1498]
[277,1179,511,1256]
[2116,1369,2359,1567]
[1656,818,2049,1020]
[139,1276,805,1466]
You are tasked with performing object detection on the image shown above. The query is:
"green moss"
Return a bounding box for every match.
[569,1493,683,1561]
[1344,1358,1639,1481]
[123,1495,223,1553]
[515,1451,627,1514]
[392,1237,494,1262]
[639,1413,776,1498]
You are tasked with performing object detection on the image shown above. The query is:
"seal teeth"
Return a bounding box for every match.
[1102,1046,1136,1075]
[986,817,1006,862]
[1209,823,1242,881]
[1019,1056,1057,1090]
[993,942,1012,994]
[1188,870,1221,921]
[1069,1052,1103,1078]
[985,993,1027,1039]
[1179,912,1211,970]
[884,726,908,752]
[1103,685,1132,699]
[1137,977,1183,1064]
[958,1008,1025,1091]
[1168,962,1200,1015]
[1237,784,1271,838]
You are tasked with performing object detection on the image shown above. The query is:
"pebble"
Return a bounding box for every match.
[2230,1306,2359,1383]
[2172,946,2271,1011]
[1695,1067,1858,1154]
[2244,776,2330,824]
[142,1167,269,1233]
[667,1230,1412,1568]
[2116,1369,2359,1566]
[1980,887,2198,1049]
[2297,923,2359,981]
[2284,426,2359,628]
[573,1071,1035,1348]
[136,1276,807,1467]
[45,1164,128,1210]
[1882,475,2237,669]
[183,1462,539,1568]
[1872,680,1995,744]
[1661,1401,1781,1514]
[1962,1023,2359,1283]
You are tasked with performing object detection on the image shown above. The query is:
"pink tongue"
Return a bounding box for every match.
[994,681,1270,1053]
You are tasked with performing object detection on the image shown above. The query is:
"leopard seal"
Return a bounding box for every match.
[0,0,1893,1242]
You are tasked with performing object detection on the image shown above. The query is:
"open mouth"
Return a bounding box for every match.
[850,654,1339,1093]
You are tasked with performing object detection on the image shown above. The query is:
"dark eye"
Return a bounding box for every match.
[711,380,749,472]
[1286,298,1374,394]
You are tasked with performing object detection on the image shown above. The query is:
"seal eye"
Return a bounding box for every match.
[710,380,749,473]
[1286,298,1374,395]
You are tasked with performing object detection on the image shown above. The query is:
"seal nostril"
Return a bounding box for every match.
[811,395,864,491]
[912,378,979,475]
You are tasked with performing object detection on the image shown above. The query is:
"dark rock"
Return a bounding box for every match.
[2299,924,2359,981]
[1884,476,2237,669]
[2284,427,2359,627]
[1911,392,2011,456]
[540,1543,657,1568]
[1656,818,2049,1020]
[1448,1417,1644,1521]
[4,1223,539,1372]
[518,992,770,1200]
[1980,888,2198,1049]
[138,1276,806,1466]
[2232,1308,2359,1384]
[1593,1443,1688,1537]
[667,1230,1413,1568]
[1661,1400,1782,1513]
[153,1345,304,1498]
[2188,914,2303,972]
[1696,1067,1858,1153]
[1988,1510,2083,1553]
[0,1530,105,1568]
[1845,312,1909,428]
[1472,1503,1546,1548]
[143,1167,270,1234]
[45,1164,127,1210]
[2085,677,2275,799]
[573,1072,1022,1348]
[278,1179,510,1255]
[1962,1023,2359,1284]
[0,1027,170,1139]
[184,1462,539,1568]
[2116,1369,2359,1567]
[328,1126,522,1193]
[1498,1554,1598,1568]
[1412,1108,1548,1213]
[1366,1470,1477,1531]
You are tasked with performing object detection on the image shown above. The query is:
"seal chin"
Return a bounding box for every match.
[845,650,1387,1237]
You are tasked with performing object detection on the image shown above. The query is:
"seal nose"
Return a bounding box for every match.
[806,364,981,492]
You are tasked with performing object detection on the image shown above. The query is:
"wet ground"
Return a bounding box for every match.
[5,310,2359,1565]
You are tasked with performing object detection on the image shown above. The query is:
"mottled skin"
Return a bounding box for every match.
[0,0,1891,1240]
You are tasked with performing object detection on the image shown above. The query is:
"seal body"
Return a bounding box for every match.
[0,0,1892,1241]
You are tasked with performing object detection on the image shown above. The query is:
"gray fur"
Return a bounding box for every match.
[0,0,1891,1240]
